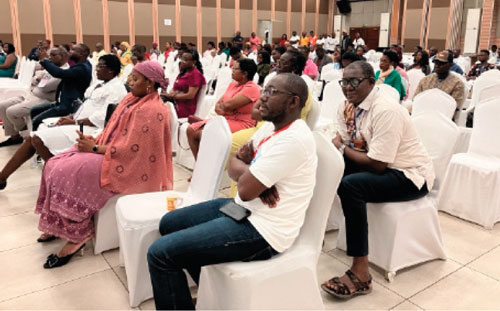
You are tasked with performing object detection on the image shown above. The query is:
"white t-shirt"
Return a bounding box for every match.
[324,37,339,51]
[354,37,365,48]
[235,120,317,253]
[290,35,300,48]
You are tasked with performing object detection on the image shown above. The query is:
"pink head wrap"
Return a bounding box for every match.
[134,61,169,90]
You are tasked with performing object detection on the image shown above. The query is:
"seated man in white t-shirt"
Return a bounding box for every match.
[147,73,317,310]
[0,54,127,190]
[321,61,435,300]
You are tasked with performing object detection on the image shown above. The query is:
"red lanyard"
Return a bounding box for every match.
[253,121,294,158]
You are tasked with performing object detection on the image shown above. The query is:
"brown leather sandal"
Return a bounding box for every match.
[321,269,372,299]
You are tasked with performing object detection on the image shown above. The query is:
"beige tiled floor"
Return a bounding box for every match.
[1,133,500,310]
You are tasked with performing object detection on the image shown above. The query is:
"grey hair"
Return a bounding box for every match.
[346,60,375,81]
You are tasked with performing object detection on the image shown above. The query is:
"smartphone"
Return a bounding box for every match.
[79,122,84,134]
[219,201,251,222]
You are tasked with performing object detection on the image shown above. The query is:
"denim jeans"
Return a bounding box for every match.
[147,198,277,310]
[30,102,74,131]
[338,158,429,257]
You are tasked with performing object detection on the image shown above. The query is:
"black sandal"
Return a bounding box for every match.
[43,243,86,269]
[37,235,58,243]
[321,269,372,299]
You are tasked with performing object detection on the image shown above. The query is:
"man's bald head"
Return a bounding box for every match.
[277,73,308,108]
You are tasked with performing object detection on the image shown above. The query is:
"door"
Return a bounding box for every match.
[464,8,481,54]
[379,13,390,48]
[257,20,272,45]
[350,27,380,50]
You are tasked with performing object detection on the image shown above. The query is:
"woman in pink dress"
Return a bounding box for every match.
[187,58,260,159]
[37,62,173,268]
[161,50,206,118]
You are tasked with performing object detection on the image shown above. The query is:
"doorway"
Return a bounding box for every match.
[350,27,380,50]
[257,20,272,45]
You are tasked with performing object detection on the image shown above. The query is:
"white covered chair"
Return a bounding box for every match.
[166,101,179,154]
[411,88,457,119]
[412,113,460,190]
[263,71,276,87]
[316,79,345,130]
[196,131,345,310]
[0,59,36,98]
[377,83,400,102]
[337,195,446,282]
[406,69,425,100]
[437,99,500,229]
[115,116,232,307]
[321,68,341,83]
[306,97,320,130]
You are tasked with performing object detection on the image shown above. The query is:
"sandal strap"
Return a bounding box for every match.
[325,277,352,295]
[345,269,372,292]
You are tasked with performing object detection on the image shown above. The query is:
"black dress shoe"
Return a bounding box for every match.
[0,136,23,147]
[43,243,86,269]
[37,235,58,243]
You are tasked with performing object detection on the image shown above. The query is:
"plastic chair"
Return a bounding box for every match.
[196,131,345,310]
[437,99,500,228]
[115,116,232,307]
[377,83,400,102]
[412,88,457,119]
[166,102,179,154]
[316,80,345,130]
[321,68,341,82]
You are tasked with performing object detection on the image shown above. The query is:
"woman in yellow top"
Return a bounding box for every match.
[119,41,133,68]
[229,49,312,196]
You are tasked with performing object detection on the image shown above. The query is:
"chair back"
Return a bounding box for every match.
[377,83,400,102]
[214,66,232,100]
[406,69,425,100]
[301,74,316,95]
[291,132,344,255]
[476,82,500,108]
[166,101,179,150]
[321,69,341,82]
[321,79,345,122]
[468,98,500,158]
[189,116,232,200]
[471,73,500,108]
[306,97,320,130]
[412,113,459,188]
[157,53,165,65]
[263,71,277,87]
[193,84,208,117]
[412,88,456,119]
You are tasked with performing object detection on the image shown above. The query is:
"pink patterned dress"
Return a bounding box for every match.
[35,105,128,243]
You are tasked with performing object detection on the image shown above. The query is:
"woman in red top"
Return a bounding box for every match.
[187,58,260,159]
[280,34,288,46]
[161,50,206,118]
[164,42,173,59]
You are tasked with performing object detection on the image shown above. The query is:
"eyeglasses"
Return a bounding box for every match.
[261,87,297,98]
[338,78,367,88]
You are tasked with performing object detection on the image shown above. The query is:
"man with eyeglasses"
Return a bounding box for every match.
[147,73,317,310]
[414,50,465,116]
[321,61,434,300]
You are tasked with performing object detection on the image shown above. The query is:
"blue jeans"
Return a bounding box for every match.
[338,158,429,257]
[30,102,75,131]
[147,198,277,310]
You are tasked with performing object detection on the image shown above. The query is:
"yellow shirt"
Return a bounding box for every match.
[300,36,310,46]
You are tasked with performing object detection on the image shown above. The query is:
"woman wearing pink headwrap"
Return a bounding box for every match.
[36,61,173,269]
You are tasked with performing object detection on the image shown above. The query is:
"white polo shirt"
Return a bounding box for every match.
[336,85,435,190]
[235,120,317,253]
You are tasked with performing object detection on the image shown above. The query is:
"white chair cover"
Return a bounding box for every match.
[412,88,457,119]
[337,195,446,281]
[263,71,276,87]
[196,132,345,310]
[166,102,179,154]
[470,72,500,108]
[115,116,232,307]
[316,79,345,130]
[406,69,425,100]
[93,195,124,254]
[321,68,341,82]
[377,83,400,102]
[437,99,500,229]
[306,97,320,130]
[412,113,459,190]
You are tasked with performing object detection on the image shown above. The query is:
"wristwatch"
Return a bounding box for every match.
[338,144,346,155]
[92,145,98,153]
